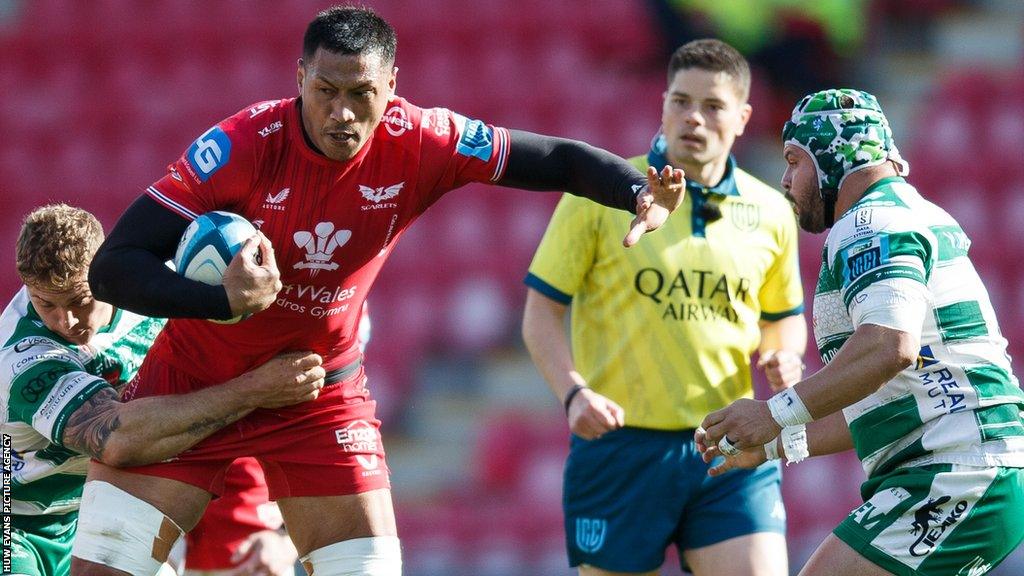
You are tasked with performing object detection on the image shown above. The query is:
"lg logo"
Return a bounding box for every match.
[192,137,221,173]
[188,126,232,182]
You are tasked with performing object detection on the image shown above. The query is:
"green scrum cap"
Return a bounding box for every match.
[782,89,909,226]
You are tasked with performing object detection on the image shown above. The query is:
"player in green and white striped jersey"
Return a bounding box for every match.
[2,204,326,576]
[697,90,1024,575]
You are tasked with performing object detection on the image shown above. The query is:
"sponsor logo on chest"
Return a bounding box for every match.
[359,182,403,211]
[292,221,352,275]
[258,121,283,138]
[382,106,413,137]
[262,188,290,211]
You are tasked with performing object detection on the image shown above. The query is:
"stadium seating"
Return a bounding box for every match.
[3,2,1022,574]
[905,68,1024,363]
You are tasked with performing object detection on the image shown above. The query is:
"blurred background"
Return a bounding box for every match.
[2,0,1023,574]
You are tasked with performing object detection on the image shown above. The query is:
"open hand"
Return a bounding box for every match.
[623,165,686,247]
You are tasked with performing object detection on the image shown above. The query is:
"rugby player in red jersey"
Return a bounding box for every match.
[77,6,684,576]
[182,305,370,576]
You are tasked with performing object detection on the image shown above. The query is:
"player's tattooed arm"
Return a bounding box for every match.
[57,352,325,468]
[62,387,123,461]
[184,415,233,437]
[57,387,248,468]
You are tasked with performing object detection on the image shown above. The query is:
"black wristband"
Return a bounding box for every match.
[563,384,587,414]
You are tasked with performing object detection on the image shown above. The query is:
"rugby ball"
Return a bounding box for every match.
[173,211,258,324]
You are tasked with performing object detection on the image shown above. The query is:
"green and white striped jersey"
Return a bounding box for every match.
[0,287,164,516]
[814,177,1024,478]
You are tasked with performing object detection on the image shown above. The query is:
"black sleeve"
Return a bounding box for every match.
[498,130,647,214]
[88,195,234,320]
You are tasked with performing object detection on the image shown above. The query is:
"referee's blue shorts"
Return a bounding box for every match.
[563,426,785,573]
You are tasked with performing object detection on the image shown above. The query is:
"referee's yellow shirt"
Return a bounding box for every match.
[526,155,804,430]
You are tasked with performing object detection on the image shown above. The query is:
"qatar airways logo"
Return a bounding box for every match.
[292,222,351,276]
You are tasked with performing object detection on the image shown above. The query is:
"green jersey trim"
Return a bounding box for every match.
[850,395,923,463]
[964,365,1024,403]
[935,301,989,343]
[48,378,108,446]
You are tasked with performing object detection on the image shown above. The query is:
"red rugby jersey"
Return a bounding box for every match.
[146,97,509,386]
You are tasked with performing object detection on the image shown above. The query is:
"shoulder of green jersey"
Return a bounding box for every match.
[0,337,86,384]
[0,291,88,382]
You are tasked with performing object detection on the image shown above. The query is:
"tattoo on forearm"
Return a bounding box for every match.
[63,387,122,460]
[185,416,232,436]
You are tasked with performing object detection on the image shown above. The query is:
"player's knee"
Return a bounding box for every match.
[72,481,184,576]
[300,536,401,576]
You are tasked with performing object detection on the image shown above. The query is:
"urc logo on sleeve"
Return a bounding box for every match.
[454,116,494,162]
[187,126,232,182]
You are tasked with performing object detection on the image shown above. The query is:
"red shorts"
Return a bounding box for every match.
[185,458,279,570]
[122,355,391,499]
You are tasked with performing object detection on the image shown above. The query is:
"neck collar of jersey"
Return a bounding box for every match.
[291,98,374,167]
[647,132,739,197]
[844,175,908,217]
[648,132,737,238]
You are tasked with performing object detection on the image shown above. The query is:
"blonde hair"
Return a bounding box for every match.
[16,204,104,290]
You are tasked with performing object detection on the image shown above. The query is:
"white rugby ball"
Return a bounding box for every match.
[173,211,258,324]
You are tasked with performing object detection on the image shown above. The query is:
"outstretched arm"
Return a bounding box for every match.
[61,352,325,467]
[502,131,685,246]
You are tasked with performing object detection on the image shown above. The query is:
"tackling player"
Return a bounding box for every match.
[522,39,805,576]
[76,5,685,576]
[2,204,325,576]
[699,89,1024,575]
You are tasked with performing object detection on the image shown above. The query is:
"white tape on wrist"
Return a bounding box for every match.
[718,436,742,457]
[767,388,813,427]
[763,438,781,461]
[780,424,809,465]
